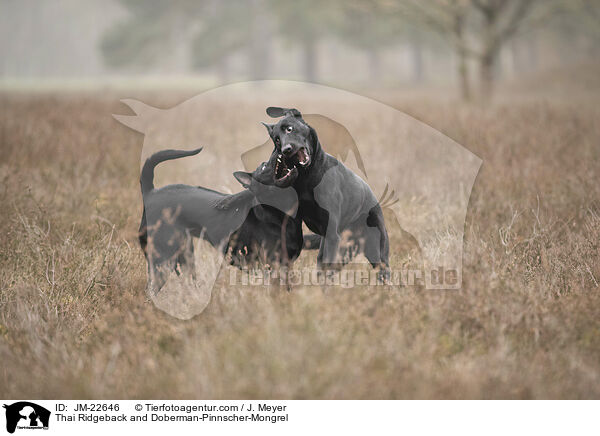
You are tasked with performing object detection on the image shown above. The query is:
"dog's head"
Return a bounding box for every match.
[262,107,319,185]
[233,150,299,215]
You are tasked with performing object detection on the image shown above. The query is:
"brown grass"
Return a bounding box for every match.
[1,76,600,399]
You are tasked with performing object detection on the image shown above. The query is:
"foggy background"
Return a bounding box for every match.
[1,0,599,99]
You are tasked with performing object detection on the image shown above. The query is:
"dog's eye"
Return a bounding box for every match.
[285,126,293,133]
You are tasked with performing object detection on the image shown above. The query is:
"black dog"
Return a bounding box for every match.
[139,147,318,294]
[218,158,320,267]
[263,107,390,281]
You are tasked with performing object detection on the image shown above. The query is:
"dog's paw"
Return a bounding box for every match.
[376,269,392,286]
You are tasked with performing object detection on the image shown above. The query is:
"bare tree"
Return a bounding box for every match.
[471,0,537,99]
[398,0,544,100]
[382,0,473,99]
[268,0,336,82]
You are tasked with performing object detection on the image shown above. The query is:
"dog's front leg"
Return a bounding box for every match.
[318,219,342,268]
[316,226,342,289]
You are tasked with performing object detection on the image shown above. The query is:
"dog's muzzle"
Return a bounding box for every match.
[274,146,310,186]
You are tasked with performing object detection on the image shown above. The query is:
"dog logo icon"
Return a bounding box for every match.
[2,402,50,433]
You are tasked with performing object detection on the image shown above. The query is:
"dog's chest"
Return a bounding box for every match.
[299,199,328,235]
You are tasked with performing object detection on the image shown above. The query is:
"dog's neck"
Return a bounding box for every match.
[252,201,298,223]
[311,139,325,163]
[214,190,255,213]
[306,125,325,167]
[295,139,327,189]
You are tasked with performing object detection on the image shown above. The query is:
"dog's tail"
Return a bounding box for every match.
[140,147,203,196]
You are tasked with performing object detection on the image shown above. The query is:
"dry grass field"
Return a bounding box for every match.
[1,69,599,399]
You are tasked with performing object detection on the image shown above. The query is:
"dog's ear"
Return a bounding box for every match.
[266,107,302,119]
[287,108,302,118]
[261,122,274,137]
[266,107,286,118]
[233,171,253,188]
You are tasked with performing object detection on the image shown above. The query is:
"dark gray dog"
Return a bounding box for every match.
[262,107,390,281]
[139,147,316,294]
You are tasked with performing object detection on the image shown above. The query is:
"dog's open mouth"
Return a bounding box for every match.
[274,147,310,185]
[293,147,311,167]
[275,154,298,185]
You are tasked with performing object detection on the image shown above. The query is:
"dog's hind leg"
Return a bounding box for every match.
[145,232,171,295]
[139,208,148,254]
[147,261,169,296]
[146,225,191,295]
[176,231,196,281]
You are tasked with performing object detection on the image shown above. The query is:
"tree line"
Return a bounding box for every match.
[101,0,600,100]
